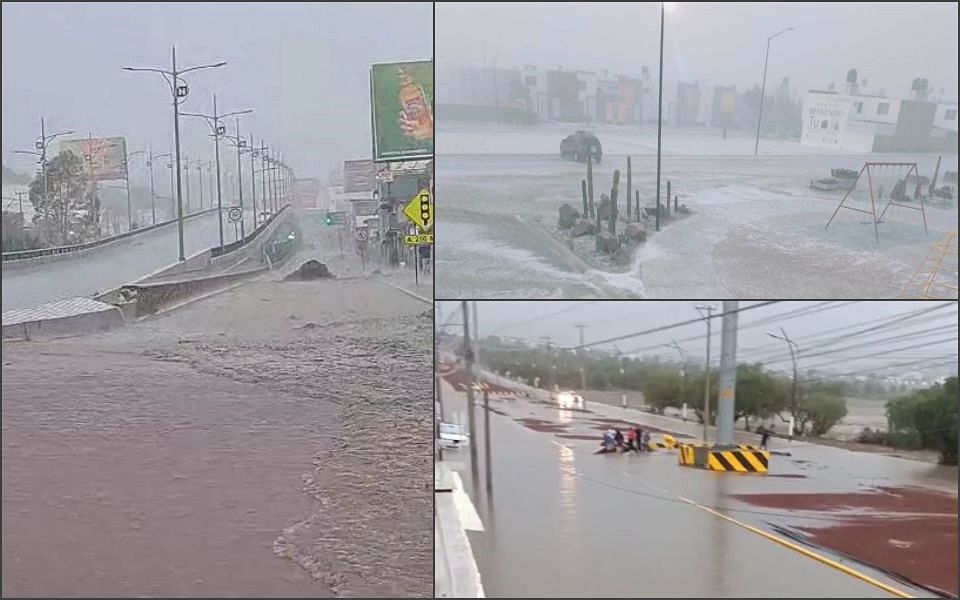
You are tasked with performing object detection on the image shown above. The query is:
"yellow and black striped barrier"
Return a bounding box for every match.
[677,443,769,473]
[706,448,769,473]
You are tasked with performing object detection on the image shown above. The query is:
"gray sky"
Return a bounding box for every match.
[437,2,959,99]
[437,301,959,378]
[2,2,432,180]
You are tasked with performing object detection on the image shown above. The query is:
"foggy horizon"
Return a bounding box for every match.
[2,2,433,181]
[437,2,959,101]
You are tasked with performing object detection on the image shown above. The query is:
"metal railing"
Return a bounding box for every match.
[210,204,290,258]
[2,207,218,262]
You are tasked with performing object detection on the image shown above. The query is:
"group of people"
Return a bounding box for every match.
[600,426,651,454]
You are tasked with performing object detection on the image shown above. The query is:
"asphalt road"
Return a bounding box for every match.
[437,365,954,598]
[1,208,255,311]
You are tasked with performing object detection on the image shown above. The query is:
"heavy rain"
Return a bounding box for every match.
[435,2,959,299]
[435,300,958,598]
[2,2,434,597]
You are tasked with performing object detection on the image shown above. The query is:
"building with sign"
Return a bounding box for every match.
[800,73,958,153]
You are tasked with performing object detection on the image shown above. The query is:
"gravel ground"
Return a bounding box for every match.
[2,239,433,598]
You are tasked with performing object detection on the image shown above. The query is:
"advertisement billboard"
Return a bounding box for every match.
[59,136,128,181]
[801,95,849,148]
[343,159,377,193]
[370,60,433,162]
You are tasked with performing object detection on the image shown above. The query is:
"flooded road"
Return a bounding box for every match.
[435,123,958,299]
[2,226,433,597]
[437,362,955,597]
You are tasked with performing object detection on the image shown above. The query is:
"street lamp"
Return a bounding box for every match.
[655,2,671,233]
[767,327,799,438]
[13,119,75,230]
[754,27,794,155]
[223,123,251,240]
[181,96,252,252]
[123,47,226,261]
[123,150,146,230]
[666,339,687,410]
[146,151,171,225]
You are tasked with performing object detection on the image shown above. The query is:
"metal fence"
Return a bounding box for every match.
[1,207,219,262]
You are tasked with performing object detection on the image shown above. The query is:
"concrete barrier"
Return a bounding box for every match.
[2,297,125,341]
[122,266,268,318]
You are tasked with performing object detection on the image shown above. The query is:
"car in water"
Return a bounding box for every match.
[560,131,602,164]
[438,422,470,449]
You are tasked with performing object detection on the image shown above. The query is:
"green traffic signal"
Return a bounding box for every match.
[325,217,333,225]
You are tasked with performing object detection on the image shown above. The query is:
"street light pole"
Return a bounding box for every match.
[196,158,204,210]
[768,328,800,439]
[656,2,665,232]
[754,27,794,155]
[667,339,687,412]
[148,149,156,225]
[235,119,246,239]
[123,46,226,261]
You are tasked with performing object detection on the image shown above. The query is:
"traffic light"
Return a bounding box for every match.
[325,216,333,226]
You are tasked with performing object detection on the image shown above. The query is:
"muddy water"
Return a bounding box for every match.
[2,273,433,597]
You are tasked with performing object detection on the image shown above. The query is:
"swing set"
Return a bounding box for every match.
[824,162,928,242]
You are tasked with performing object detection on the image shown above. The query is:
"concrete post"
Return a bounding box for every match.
[716,301,739,446]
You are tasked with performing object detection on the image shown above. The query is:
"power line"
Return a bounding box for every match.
[484,301,600,337]
[573,301,781,350]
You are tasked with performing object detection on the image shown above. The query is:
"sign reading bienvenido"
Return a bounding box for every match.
[370,60,433,162]
[60,136,128,181]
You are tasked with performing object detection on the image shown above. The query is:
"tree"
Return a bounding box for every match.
[794,380,847,436]
[1,211,42,251]
[28,150,92,245]
[734,363,789,430]
[887,377,958,465]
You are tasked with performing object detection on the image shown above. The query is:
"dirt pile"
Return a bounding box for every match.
[285,260,335,281]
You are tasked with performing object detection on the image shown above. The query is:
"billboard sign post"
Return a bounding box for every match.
[370,60,434,162]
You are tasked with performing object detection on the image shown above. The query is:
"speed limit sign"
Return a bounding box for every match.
[228,207,242,222]
[356,229,368,242]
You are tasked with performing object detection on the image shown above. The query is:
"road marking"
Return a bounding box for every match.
[451,472,485,532]
[678,496,914,599]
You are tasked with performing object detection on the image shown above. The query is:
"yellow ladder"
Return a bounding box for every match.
[899,231,959,298]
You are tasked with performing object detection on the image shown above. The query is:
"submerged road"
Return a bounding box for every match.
[437,362,956,598]
[2,226,433,597]
[1,208,255,312]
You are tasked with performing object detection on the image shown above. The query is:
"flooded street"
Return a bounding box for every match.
[2,235,433,597]
[437,361,956,598]
[436,122,958,300]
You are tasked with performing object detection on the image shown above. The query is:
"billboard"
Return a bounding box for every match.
[59,137,128,181]
[343,159,377,193]
[801,95,848,148]
[370,60,434,162]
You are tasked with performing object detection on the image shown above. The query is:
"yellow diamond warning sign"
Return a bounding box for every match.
[402,189,433,232]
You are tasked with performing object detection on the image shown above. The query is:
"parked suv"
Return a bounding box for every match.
[560,131,603,163]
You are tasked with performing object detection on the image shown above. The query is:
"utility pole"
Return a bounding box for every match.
[541,336,554,394]
[183,156,191,213]
[483,390,493,495]
[668,339,687,412]
[462,301,479,486]
[196,158,204,210]
[574,323,588,391]
[148,149,156,225]
[249,133,257,227]
[716,301,739,447]
[695,304,717,442]
[768,327,799,439]
[472,301,480,367]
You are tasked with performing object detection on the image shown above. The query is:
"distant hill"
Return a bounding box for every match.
[2,164,31,185]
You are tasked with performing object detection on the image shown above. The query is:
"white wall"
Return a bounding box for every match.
[933,103,959,132]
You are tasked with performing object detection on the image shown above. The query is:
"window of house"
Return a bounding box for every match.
[877,102,890,115]
[525,76,536,87]
[856,102,863,114]
[946,109,957,121]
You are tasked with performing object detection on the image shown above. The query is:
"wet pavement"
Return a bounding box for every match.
[2,208,255,312]
[437,361,955,598]
[2,224,433,597]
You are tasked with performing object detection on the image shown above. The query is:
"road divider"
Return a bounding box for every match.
[678,443,770,473]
